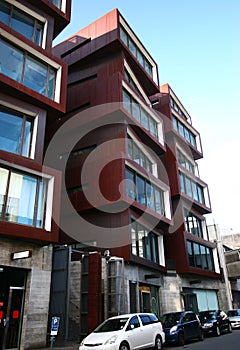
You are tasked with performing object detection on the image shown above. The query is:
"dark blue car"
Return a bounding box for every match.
[161,311,203,346]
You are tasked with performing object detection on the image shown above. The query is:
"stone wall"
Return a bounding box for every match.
[0,238,53,350]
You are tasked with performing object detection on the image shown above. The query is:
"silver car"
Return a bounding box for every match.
[79,313,165,350]
[227,309,240,329]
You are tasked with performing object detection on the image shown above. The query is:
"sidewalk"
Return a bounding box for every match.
[35,341,79,350]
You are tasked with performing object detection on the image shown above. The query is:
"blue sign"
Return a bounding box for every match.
[51,316,60,335]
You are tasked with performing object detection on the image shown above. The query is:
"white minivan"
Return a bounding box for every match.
[79,313,165,350]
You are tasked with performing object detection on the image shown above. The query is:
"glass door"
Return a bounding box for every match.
[1,287,25,350]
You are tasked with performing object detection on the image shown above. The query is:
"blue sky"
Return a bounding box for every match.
[54,0,240,235]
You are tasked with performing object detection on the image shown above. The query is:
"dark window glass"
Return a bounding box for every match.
[0,106,33,157]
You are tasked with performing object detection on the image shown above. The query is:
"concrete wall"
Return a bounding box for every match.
[0,237,52,350]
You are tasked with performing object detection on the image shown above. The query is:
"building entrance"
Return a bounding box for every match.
[0,267,27,350]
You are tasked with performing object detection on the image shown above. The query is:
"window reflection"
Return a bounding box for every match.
[0,167,47,228]
[0,0,44,45]
[0,38,56,100]
[0,106,33,157]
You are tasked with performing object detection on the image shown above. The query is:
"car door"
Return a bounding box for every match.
[219,310,229,331]
[125,315,146,349]
[138,314,154,348]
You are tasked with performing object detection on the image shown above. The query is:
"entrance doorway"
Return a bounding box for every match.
[0,267,27,350]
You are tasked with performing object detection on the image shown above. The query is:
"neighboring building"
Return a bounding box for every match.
[51,8,230,342]
[221,233,240,308]
[151,85,229,313]
[0,0,71,349]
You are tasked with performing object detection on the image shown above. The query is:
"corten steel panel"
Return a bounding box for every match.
[0,153,62,244]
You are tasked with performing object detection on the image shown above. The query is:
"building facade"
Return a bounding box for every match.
[51,8,231,342]
[0,1,71,349]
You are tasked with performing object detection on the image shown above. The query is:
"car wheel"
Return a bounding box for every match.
[154,335,162,350]
[119,342,129,350]
[178,332,185,346]
[215,326,221,336]
[198,330,204,341]
[228,323,232,333]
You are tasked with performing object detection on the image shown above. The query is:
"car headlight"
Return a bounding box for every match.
[104,335,118,345]
[170,325,178,334]
[204,323,213,327]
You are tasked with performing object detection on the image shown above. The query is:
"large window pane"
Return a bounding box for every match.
[22,118,32,157]
[11,9,35,41]
[6,173,37,225]
[48,68,56,99]
[0,39,24,82]
[24,56,48,94]
[126,168,135,199]
[131,222,137,255]
[0,110,22,154]
[132,103,141,123]
[0,107,33,157]
[0,168,9,217]
[36,180,46,228]
[146,182,154,210]
[136,175,146,205]
[141,109,149,130]
[138,226,145,258]
[0,1,10,24]
[155,188,164,215]
[193,243,201,268]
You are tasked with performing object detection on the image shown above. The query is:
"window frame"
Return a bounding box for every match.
[0,0,47,48]
[0,166,47,228]
[0,30,62,102]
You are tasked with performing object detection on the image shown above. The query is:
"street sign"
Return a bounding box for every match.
[50,316,60,336]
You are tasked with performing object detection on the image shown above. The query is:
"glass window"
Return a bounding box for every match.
[132,102,141,123]
[0,168,47,228]
[137,49,144,67]
[0,106,33,157]
[123,90,131,114]
[126,168,135,200]
[0,0,44,45]
[120,26,128,46]
[24,56,48,95]
[136,175,146,205]
[0,0,10,24]
[0,167,8,217]
[127,138,133,158]
[155,187,164,215]
[6,172,37,225]
[138,226,145,258]
[141,109,149,130]
[0,38,24,82]
[193,243,201,268]
[131,222,137,255]
[129,37,137,57]
[187,241,194,267]
[11,9,35,41]
[146,182,154,210]
[0,38,57,99]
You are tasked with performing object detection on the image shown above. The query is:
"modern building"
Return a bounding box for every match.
[0,0,71,349]
[151,84,229,313]
[51,8,230,343]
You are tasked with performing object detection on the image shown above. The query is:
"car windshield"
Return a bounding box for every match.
[94,318,129,333]
[161,313,182,327]
[227,310,240,317]
[199,311,216,321]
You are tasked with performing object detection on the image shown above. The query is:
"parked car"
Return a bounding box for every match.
[226,309,240,329]
[79,313,165,350]
[198,310,232,336]
[161,311,204,346]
